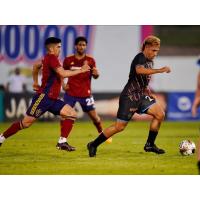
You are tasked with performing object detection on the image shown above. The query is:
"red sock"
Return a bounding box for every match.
[3,121,21,138]
[60,119,74,138]
[93,121,103,133]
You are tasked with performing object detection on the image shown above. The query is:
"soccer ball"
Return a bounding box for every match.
[179,140,196,156]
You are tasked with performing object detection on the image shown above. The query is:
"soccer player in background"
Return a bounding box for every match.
[57,36,112,151]
[0,37,90,148]
[191,57,200,174]
[87,35,171,157]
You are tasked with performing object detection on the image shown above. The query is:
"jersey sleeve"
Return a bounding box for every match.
[63,57,70,70]
[90,57,96,69]
[49,55,61,70]
[135,53,146,66]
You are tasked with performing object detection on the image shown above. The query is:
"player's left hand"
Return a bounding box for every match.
[32,83,40,91]
[92,67,99,78]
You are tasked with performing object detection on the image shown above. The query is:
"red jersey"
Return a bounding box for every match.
[63,54,96,97]
[38,54,62,99]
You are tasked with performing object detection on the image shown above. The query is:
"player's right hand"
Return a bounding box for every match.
[81,64,91,73]
[160,66,171,73]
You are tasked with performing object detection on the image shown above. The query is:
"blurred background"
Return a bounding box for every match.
[0,25,199,122]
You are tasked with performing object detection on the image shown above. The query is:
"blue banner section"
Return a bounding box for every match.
[1,92,200,122]
[167,92,200,121]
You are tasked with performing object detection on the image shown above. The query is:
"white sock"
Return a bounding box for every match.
[0,134,6,143]
[58,137,67,144]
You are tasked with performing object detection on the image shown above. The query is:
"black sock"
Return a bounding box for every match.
[92,132,107,147]
[146,130,158,145]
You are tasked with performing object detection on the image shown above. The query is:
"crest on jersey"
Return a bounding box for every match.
[35,109,42,117]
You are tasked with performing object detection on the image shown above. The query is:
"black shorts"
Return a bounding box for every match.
[117,95,156,122]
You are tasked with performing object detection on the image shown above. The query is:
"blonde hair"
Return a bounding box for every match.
[141,35,160,51]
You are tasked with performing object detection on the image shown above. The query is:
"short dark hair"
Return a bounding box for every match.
[75,36,87,45]
[45,37,61,46]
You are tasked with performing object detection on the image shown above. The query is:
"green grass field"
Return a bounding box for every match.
[0,121,199,175]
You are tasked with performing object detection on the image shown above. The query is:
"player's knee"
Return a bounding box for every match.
[156,111,165,121]
[22,121,32,129]
[60,107,77,120]
[67,109,77,120]
[71,110,77,119]
[115,123,126,132]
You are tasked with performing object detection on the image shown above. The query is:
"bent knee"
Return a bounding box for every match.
[60,105,77,119]
[71,111,77,119]
[155,111,165,121]
[62,110,77,120]
[115,123,126,132]
[21,116,35,129]
[21,121,32,129]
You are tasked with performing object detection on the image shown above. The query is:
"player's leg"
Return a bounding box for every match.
[0,93,49,146]
[80,96,103,132]
[87,95,133,157]
[49,98,77,151]
[87,109,113,144]
[57,93,76,151]
[87,120,128,157]
[0,115,36,146]
[144,99,165,154]
[87,109,102,133]
[82,95,113,144]
[197,139,200,174]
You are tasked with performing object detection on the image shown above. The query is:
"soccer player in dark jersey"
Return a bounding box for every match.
[57,36,112,151]
[87,35,171,157]
[191,57,200,174]
[0,37,90,148]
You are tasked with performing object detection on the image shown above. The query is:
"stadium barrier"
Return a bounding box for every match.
[0,92,199,122]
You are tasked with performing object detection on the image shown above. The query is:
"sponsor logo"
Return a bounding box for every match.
[177,96,191,111]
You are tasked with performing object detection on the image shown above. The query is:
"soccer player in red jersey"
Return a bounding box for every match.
[57,36,112,151]
[0,37,90,149]
[87,35,171,157]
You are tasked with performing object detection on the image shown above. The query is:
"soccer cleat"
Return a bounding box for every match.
[87,142,97,157]
[144,143,165,154]
[0,143,2,147]
[56,142,76,151]
[106,137,112,144]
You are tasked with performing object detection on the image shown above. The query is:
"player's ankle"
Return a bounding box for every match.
[58,137,67,143]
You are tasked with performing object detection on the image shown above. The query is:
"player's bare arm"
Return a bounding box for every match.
[92,67,100,79]
[61,78,69,91]
[32,61,42,91]
[55,64,90,78]
[136,65,171,75]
